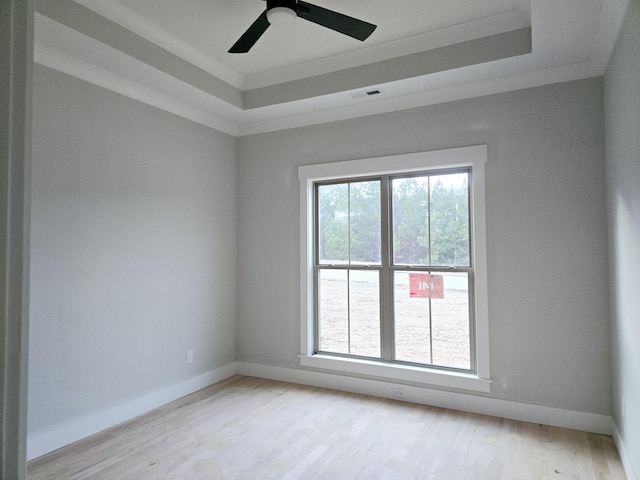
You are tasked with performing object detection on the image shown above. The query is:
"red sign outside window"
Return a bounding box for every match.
[409,273,444,299]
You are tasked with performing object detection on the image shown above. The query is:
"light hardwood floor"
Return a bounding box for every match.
[28,376,626,479]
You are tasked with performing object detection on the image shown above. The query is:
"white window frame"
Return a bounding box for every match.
[299,145,491,393]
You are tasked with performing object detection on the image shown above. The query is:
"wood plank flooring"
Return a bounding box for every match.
[28,376,626,479]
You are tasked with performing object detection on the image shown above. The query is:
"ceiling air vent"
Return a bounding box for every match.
[350,88,383,100]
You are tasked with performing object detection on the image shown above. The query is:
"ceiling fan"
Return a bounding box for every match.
[229,0,377,53]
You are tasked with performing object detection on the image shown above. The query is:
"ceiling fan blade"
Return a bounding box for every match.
[296,1,376,41]
[229,10,270,53]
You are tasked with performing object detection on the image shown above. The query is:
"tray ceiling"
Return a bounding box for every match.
[34,0,629,136]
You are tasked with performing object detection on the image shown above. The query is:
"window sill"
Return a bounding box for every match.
[299,354,492,393]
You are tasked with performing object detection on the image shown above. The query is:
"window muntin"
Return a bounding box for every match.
[314,169,473,372]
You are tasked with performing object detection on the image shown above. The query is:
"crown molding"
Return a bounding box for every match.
[73,0,245,89]
[34,42,239,136]
[237,61,600,136]
[590,0,632,74]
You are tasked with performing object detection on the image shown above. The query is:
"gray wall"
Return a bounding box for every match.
[1,1,32,477]
[28,66,237,433]
[237,78,612,414]
[604,0,640,474]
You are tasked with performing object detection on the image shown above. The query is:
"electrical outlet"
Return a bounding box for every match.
[186,349,193,364]
[392,387,405,399]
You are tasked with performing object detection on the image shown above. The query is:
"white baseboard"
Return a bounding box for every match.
[27,362,238,461]
[612,420,639,480]
[237,362,613,435]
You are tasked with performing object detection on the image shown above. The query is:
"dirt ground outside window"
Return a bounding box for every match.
[318,272,471,370]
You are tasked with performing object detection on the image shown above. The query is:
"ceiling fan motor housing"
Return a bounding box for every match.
[230,0,376,53]
[266,0,298,26]
[266,0,297,10]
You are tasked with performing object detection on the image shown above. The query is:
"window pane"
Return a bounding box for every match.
[394,271,470,369]
[349,181,381,264]
[392,172,470,267]
[394,271,431,363]
[429,173,470,267]
[318,181,381,265]
[318,183,349,264]
[431,272,470,369]
[318,269,349,354]
[318,269,380,358]
[392,177,430,265]
[348,270,380,357]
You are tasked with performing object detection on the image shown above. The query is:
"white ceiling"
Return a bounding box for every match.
[34,0,630,136]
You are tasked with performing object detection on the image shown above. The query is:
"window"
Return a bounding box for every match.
[299,146,490,392]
